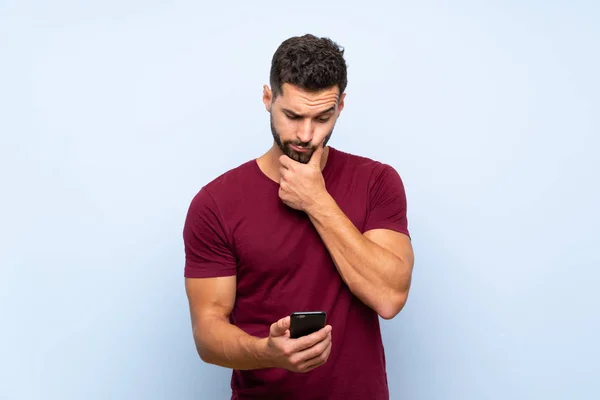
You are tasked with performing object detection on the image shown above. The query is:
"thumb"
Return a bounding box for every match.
[308,144,325,167]
[270,316,290,337]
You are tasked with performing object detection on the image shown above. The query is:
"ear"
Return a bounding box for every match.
[338,92,346,114]
[263,85,273,112]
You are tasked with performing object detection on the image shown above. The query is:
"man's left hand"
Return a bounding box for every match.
[278,145,329,212]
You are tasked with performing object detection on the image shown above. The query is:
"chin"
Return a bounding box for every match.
[287,149,312,164]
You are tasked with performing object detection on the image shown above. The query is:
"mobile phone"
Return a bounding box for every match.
[289,311,327,339]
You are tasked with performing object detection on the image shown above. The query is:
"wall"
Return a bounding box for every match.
[1,1,598,399]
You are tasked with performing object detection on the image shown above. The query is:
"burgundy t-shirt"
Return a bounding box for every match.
[183,146,410,400]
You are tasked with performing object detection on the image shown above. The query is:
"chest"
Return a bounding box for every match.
[230,182,369,289]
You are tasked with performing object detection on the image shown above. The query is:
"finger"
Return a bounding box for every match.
[292,325,331,351]
[279,167,287,181]
[308,143,325,166]
[279,154,294,169]
[303,340,332,371]
[278,180,288,193]
[291,331,331,362]
[298,337,332,372]
[270,316,291,337]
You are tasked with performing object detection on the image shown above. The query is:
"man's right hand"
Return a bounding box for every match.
[263,316,332,373]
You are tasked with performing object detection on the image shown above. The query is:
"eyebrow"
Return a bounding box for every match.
[283,106,335,118]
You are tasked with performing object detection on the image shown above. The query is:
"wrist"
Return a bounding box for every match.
[250,336,274,369]
[305,191,335,217]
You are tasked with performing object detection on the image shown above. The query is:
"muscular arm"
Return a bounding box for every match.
[307,195,414,320]
[183,188,332,372]
[185,276,270,370]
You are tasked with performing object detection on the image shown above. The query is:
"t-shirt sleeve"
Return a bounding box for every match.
[182,187,237,278]
[363,164,410,238]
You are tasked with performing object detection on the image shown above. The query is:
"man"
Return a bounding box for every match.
[183,34,414,399]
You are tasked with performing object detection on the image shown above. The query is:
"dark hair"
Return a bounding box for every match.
[269,34,348,99]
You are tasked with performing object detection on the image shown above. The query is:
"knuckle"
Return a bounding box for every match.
[319,346,328,358]
[316,345,324,356]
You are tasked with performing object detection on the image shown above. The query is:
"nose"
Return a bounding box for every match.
[296,119,314,144]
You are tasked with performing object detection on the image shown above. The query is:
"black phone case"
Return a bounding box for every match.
[289,311,327,339]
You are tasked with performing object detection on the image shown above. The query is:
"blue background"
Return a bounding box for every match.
[1,1,598,399]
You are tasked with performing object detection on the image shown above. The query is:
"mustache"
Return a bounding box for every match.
[287,141,313,148]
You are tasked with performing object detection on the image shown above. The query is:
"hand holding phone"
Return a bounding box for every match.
[265,312,332,373]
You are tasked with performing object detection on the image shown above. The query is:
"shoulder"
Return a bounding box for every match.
[203,160,257,197]
[330,147,400,183]
[195,159,257,199]
[187,159,256,216]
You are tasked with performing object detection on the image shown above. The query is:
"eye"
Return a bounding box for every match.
[285,114,300,120]
[317,117,330,123]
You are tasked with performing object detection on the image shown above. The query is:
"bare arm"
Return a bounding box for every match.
[185,276,333,372]
[185,276,269,370]
[277,149,414,320]
[183,185,332,371]
[307,195,415,320]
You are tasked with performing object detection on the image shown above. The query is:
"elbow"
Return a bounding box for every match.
[195,345,209,364]
[197,342,219,366]
[377,291,409,320]
[197,346,212,364]
[192,327,214,364]
[191,313,231,366]
[378,305,402,321]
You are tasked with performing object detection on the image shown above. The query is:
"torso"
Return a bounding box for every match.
[204,147,391,400]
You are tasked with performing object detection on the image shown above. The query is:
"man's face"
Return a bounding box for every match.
[264,83,345,164]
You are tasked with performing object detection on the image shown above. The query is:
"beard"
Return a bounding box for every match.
[270,115,334,164]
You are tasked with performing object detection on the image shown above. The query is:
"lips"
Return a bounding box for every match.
[291,144,310,152]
